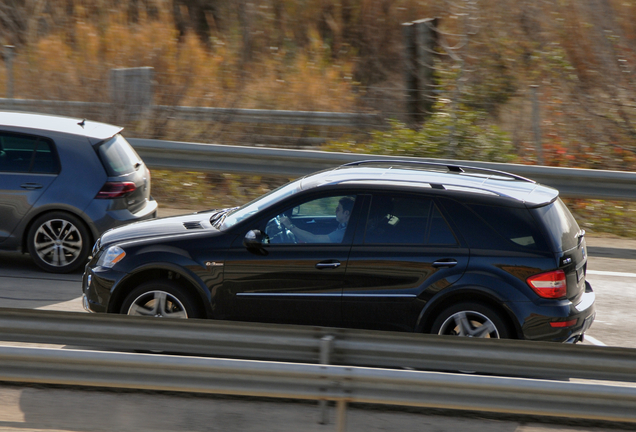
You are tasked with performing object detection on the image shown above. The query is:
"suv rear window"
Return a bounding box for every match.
[96,134,141,176]
[531,198,581,252]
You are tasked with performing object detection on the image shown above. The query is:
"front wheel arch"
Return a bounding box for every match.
[120,278,205,319]
[110,266,212,318]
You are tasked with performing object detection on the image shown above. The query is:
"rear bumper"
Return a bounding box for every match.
[511,282,596,343]
[85,198,158,237]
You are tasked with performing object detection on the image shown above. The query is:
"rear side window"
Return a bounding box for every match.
[531,198,581,252]
[467,203,547,250]
[97,134,141,176]
[0,132,59,174]
[363,194,457,245]
[440,198,547,251]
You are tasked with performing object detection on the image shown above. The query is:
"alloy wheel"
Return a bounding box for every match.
[437,310,500,338]
[32,218,83,268]
[127,290,189,318]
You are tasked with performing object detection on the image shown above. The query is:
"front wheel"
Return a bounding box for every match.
[431,302,510,339]
[121,280,203,319]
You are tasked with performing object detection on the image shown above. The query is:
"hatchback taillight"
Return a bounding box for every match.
[527,269,567,299]
[96,182,136,199]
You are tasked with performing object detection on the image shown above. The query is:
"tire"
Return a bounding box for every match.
[26,211,91,273]
[121,280,203,319]
[431,302,510,339]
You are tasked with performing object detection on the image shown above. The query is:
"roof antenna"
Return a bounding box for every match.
[78,119,86,128]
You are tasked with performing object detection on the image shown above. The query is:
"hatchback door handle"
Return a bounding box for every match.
[20,183,43,190]
[315,261,341,269]
[432,259,458,268]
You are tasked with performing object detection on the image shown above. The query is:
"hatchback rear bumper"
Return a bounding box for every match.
[85,197,158,237]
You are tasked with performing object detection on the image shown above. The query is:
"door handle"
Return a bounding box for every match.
[315,261,341,269]
[20,183,43,190]
[432,259,458,268]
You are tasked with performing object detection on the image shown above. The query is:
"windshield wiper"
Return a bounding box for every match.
[211,206,239,228]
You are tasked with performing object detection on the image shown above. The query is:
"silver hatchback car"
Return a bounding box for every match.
[0,111,158,273]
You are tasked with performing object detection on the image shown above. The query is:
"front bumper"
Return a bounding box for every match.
[82,263,125,314]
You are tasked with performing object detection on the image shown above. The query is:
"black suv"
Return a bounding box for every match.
[83,161,595,343]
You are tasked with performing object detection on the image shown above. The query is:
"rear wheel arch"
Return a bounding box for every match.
[109,266,212,318]
[418,290,521,339]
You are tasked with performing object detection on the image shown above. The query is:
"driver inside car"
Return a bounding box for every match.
[279,196,354,243]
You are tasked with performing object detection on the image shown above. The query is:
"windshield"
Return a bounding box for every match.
[216,180,302,230]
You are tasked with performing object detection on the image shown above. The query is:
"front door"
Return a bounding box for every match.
[219,193,361,327]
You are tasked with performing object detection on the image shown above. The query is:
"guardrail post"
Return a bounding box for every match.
[319,335,335,425]
[402,18,438,125]
[110,67,154,121]
[530,85,543,165]
[336,400,347,432]
[4,45,14,101]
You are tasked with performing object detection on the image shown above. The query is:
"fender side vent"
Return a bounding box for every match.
[183,222,204,230]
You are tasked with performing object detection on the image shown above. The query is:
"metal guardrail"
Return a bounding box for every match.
[1,344,636,428]
[3,99,636,200]
[0,98,380,127]
[127,138,636,201]
[1,308,635,384]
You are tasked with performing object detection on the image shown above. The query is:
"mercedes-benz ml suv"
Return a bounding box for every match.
[0,111,157,273]
[83,161,595,342]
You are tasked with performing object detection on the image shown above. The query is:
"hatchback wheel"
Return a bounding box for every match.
[27,212,90,273]
[121,280,202,319]
[431,302,510,339]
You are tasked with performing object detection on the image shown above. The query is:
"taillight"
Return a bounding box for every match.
[550,319,577,328]
[96,182,136,199]
[527,269,567,299]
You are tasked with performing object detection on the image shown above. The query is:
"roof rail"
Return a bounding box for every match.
[341,160,536,183]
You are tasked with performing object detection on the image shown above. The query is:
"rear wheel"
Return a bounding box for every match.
[431,302,510,339]
[26,212,91,273]
[121,280,203,319]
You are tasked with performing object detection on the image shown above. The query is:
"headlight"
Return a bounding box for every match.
[96,246,126,268]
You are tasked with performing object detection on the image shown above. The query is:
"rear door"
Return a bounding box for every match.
[343,193,469,331]
[0,132,59,244]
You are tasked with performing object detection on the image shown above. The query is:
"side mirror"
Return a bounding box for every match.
[243,230,268,256]
[243,229,263,248]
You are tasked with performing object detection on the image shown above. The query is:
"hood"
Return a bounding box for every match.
[100,213,219,247]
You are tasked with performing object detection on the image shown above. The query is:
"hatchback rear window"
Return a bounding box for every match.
[531,198,581,252]
[96,134,141,176]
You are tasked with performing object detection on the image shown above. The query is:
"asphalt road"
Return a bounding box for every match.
[0,212,635,432]
[0,228,635,348]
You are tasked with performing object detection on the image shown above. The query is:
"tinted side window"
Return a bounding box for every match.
[467,203,547,251]
[97,134,141,176]
[0,133,58,174]
[428,205,457,245]
[364,194,456,245]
